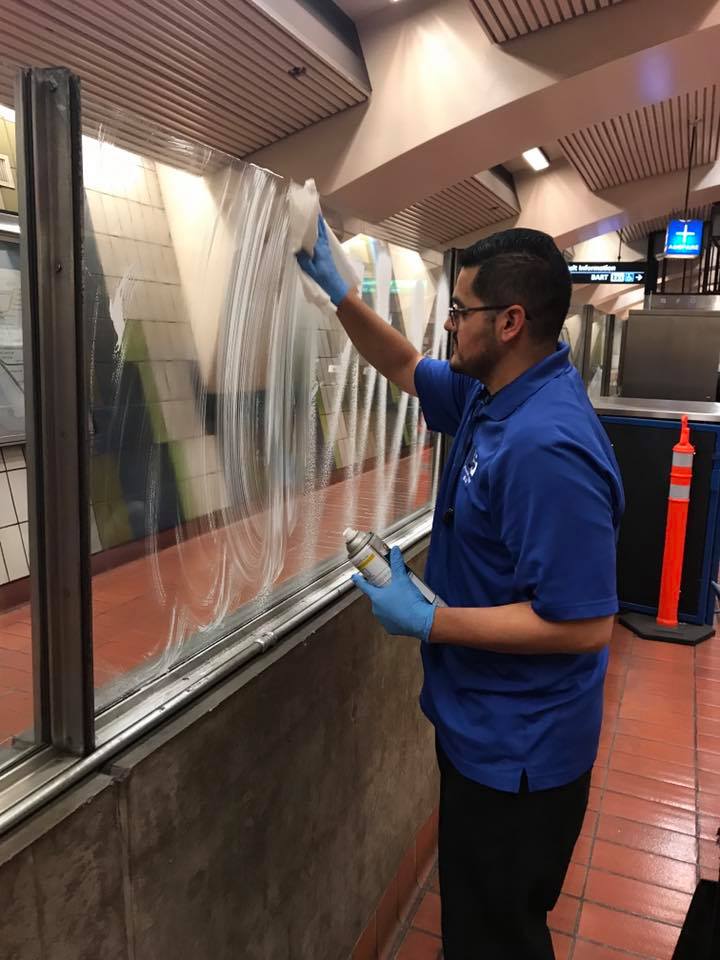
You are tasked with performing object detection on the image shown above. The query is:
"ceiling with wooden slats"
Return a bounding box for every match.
[372,176,519,251]
[470,0,625,44]
[621,205,714,245]
[559,87,720,192]
[0,0,369,161]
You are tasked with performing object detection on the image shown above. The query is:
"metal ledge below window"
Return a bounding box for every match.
[0,509,434,838]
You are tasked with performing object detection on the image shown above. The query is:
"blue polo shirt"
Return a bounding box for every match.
[414,343,624,792]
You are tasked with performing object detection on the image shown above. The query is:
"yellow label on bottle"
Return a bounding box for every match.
[352,545,392,587]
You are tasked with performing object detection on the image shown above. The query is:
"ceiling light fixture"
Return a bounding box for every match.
[0,105,15,124]
[522,147,550,172]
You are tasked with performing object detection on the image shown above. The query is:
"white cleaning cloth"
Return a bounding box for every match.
[288,178,363,316]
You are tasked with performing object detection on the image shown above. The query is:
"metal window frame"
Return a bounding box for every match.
[16,66,93,757]
[577,304,595,385]
[0,68,446,835]
[0,509,434,838]
[599,314,616,398]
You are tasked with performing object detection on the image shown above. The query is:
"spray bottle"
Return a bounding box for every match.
[343,528,446,606]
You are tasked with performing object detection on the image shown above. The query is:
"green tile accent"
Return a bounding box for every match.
[122,319,148,362]
[90,454,124,504]
[146,402,168,443]
[93,499,132,549]
[137,361,160,405]
[177,477,202,521]
[168,439,190,480]
[318,413,333,444]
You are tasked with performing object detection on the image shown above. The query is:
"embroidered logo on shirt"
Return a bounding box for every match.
[462,448,478,485]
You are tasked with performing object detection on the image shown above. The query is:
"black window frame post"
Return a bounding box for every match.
[16,66,93,756]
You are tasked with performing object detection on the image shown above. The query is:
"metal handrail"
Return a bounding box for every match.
[0,509,433,838]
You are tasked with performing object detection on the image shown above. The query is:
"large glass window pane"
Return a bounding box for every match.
[608,317,625,397]
[561,310,585,370]
[0,86,36,770]
[586,311,609,398]
[83,118,446,716]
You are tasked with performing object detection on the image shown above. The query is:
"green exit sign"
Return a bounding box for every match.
[361,279,421,293]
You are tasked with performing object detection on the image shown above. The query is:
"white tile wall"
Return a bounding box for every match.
[191,473,229,514]
[160,400,203,441]
[8,469,28,524]
[170,324,194,360]
[146,170,163,207]
[317,331,331,357]
[0,473,17,527]
[0,525,28,580]
[176,436,220,477]
[86,157,227,555]
[164,361,194,399]
[334,412,348,440]
[2,446,24,470]
[19,521,28,561]
[86,190,107,235]
[170,286,189,324]
[0,445,28,583]
[319,385,342,413]
[102,191,121,235]
[206,472,229,512]
[336,437,353,469]
[139,321,167,359]
[118,201,135,241]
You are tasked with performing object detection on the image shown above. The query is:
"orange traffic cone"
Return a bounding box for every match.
[620,416,714,646]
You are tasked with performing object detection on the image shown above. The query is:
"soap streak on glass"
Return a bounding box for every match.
[81,115,446,716]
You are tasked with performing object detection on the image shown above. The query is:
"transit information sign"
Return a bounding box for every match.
[567,262,647,285]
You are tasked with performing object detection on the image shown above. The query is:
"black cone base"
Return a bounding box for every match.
[619,612,714,646]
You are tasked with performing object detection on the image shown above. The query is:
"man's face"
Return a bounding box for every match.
[446,266,504,382]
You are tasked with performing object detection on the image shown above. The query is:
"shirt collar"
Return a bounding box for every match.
[478,343,571,422]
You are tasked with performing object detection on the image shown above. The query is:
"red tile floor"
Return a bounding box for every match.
[0,447,434,750]
[391,624,720,960]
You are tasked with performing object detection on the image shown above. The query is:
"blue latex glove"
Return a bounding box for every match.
[352,546,437,643]
[296,216,350,307]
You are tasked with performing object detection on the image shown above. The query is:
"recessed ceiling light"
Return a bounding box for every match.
[522,147,550,172]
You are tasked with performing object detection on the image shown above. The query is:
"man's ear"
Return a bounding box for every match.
[498,305,526,343]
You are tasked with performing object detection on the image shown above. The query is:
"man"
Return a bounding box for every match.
[298,223,624,959]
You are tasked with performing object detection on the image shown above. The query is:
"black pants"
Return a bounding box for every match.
[437,743,590,960]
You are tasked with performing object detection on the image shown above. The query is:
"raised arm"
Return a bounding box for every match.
[297,218,421,395]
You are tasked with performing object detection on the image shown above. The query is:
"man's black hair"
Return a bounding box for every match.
[457,228,571,343]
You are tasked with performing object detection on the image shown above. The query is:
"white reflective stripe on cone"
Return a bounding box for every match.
[672,453,694,468]
[669,483,691,500]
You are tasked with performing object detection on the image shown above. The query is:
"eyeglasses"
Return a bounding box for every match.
[447,303,512,324]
